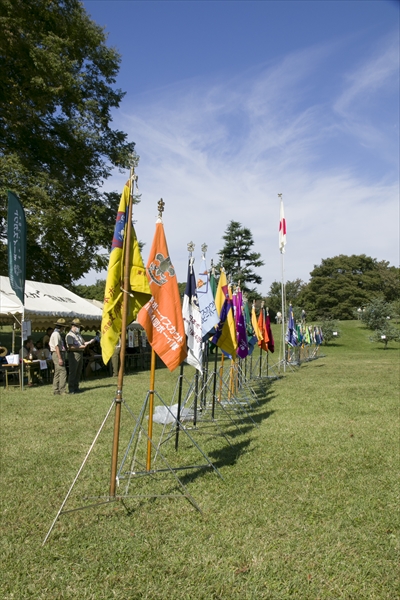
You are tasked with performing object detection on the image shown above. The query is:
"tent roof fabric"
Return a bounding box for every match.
[0,277,103,330]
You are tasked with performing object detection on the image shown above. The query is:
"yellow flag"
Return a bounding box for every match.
[212,270,237,359]
[251,303,263,341]
[101,183,151,365]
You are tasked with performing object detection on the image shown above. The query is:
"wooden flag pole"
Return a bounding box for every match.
[109,157,138,497]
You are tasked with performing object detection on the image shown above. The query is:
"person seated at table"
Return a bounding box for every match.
[83,343,102,377]
[0,343,8,365]
[42,327,54,351]
[92,332,101,355]
[19,338,37,360]
[35,340,50,359]
[19,339,41,386]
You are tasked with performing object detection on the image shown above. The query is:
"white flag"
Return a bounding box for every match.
[196,256,218,339]
[182,258,203,372]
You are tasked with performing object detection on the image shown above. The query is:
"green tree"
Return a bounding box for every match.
[369,323,400,350]
[73,279,106,302]
[359,298,396,331]
[0,0,135,285]
[177,282,186,298]
[318,318,341,345]
[217,221,264,299]
[265,278,306,316]
[299,254,399,320]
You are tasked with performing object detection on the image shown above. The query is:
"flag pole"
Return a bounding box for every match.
[278,193,286,373]
[280,251,286,373]
[145,198,165,471]
[175,241,195,446]
[109,154,138,497]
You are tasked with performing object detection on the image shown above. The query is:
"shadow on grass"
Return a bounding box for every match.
[250,408,275,425]
[178,438,253,485]
[82,382,121,391]
[370,346,400,351]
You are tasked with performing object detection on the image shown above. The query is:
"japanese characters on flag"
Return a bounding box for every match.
[182,257,203,372]
[195,255,218,340]
[137,218,187,372]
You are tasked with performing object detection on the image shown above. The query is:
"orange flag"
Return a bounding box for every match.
[137,218,187,372]
[257,305,270,352]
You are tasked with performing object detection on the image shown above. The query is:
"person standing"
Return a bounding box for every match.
[66,318,88,394]
[110,337,121,377]
[49,319,67,395]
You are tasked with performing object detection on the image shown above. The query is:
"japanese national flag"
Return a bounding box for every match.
[279,198,286,254]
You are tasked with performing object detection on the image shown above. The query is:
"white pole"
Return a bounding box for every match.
[21,308,25,390]
[278,193,286,373]
[280,252,286,373]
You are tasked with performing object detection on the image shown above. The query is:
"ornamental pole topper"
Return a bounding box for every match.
[157,198,165,218]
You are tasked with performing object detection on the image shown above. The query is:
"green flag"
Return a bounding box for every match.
[7,191,26,305]
[210,267,217,299]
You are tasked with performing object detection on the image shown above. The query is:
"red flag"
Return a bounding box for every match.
[137,219,187,371]
[257,306,270,352]
[279,197,286,254]
[265,312,275,353]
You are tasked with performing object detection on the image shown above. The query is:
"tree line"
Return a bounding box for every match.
[75,219,399,323]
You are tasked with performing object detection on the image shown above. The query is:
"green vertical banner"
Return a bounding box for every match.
[7,191,26,305]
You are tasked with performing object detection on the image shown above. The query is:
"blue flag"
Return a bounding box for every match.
[286,304,298,347]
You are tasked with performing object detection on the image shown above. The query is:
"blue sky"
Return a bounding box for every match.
[81,0,399,292]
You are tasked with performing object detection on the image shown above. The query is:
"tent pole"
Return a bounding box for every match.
[21,308,24,390]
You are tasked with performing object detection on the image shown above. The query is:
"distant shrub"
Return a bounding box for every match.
[318,319,341,345]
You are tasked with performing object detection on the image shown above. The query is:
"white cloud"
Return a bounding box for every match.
[85,35,398,291]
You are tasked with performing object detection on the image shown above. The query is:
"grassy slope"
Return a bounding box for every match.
[1,321,399,599]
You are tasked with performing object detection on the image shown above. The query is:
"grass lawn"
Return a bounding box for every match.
[1,321,399,599]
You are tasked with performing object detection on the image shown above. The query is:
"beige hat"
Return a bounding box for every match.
[71,318,83,327]
[0,346,7,358]
[54,318,66,327]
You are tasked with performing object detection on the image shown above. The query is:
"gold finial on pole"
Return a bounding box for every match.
[157,198,165,218]
[187,241,195,254]
[278,193,282,200]
[128,151,140,193]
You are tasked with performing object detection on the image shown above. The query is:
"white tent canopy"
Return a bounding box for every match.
[0,276,103,330]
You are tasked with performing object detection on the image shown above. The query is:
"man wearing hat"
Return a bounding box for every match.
[49,319,67,395]
[66,318,90,394]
